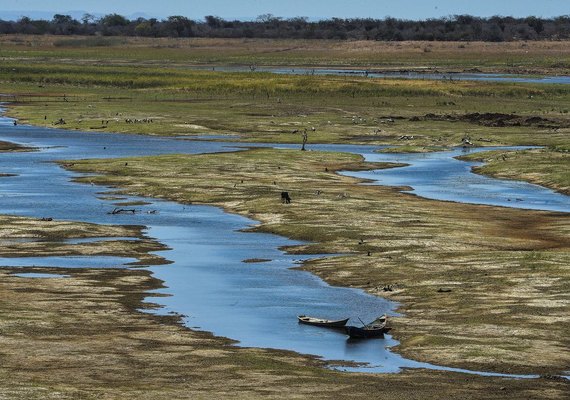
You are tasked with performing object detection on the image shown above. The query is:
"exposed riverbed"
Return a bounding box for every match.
[0,112,567,377]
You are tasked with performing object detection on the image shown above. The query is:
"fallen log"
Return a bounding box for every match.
[108,208,136,215]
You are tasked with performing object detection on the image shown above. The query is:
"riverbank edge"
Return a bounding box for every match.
[456,150,570,196]
[62,148,569,377]
[1,104,567,377]
[4,266,567,400]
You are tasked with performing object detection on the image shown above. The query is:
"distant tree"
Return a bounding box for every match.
[52,14,73,24]
[484,23,505,42]
[164,15,194,37]
[16,16,40,34]
[204,15,223,28]
[17,16,31,25]
[256,14,281,24]
[526,16,544,34]
[81,13,96,25]
[51,14,79,34]
[1,13,570,41]
[135,20,158,37]
[100,14,129,27]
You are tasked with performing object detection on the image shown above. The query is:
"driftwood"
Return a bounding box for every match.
[108,208,136,215]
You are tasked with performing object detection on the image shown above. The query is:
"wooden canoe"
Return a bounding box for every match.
[297,315,350,328]
[345,322,389,339]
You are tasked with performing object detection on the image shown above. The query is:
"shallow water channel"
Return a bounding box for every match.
[0,114,567,377]
[196,66,570,85]
[343,147,570,213]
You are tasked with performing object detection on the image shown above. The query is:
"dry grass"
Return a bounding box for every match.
[1,35,570,72]
[1,36,569,397]
[1,265,567,399]
[0,158,565,399]
[66,148,570,375]
[460,148,570,195]
[0,215,167,265]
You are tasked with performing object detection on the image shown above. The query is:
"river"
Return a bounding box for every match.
[0,113,567,377]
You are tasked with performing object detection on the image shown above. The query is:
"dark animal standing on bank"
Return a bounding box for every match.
[281,191,291,204]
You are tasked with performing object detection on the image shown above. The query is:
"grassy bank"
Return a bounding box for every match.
[65,148,570,376]
[2,35,570,73]
[3,73,570,150]
[0,214,167,265]
[3,266,567,399]
[2,37,569,154]
[0,140,32,152]
[1,214,566,399]
[459,147,570,195]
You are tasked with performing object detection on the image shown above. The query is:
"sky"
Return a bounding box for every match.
[1,0,568,21]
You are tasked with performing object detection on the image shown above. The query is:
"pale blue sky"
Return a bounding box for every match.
[1,0,568,20]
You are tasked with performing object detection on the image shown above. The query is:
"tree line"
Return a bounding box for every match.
[1,13,570,41]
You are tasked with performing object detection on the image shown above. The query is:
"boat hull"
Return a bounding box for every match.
[298,315,350,328]
[345,324,388,338]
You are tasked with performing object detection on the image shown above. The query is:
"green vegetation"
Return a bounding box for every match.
[2,36,570,72]
[3,61,570,151]
[2,37,569,153]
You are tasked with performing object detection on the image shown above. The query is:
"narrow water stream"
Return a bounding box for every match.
[342,147,570,213]
[192,66,570,85]
[0,113,566,377]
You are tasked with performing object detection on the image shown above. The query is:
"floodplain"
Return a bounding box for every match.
[0,36,568,399]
